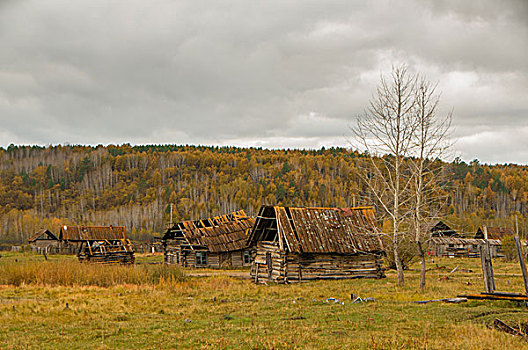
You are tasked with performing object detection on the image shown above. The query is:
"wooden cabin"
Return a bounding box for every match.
[162,210,255,268]
[475,226,515,240]
[60,226,135,264]
[28,229,77,254]
[430,237,502,258]
[28,229,59,253]
[247,206,385,283]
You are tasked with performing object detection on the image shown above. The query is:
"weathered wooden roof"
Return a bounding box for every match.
[475,226,515,240]
[430,220,457,237]
[59,226,127,241]
[248,206,383,254]
[162,210,255,253]
[431,237,502,246]
[28,229,58,243]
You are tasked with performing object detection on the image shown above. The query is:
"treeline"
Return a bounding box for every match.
[0,144,527,242]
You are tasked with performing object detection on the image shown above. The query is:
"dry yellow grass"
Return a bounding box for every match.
[1,252,528,349]
[0,254,184,287]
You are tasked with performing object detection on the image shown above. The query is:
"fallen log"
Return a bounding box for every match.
[458,293,528,302]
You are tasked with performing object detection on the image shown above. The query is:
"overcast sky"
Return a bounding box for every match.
[0,1,526,164]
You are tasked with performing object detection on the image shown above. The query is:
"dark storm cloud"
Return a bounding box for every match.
[0,0,526,163]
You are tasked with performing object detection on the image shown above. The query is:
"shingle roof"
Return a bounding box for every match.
[475,226,515,239]
[162,210,255,253]
[248,206,383,254]
[27,229,58,243]
[59,226,127,241]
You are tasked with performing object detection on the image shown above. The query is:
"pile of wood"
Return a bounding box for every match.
[78,240,135,265]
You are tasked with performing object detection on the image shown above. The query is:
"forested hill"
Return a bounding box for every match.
[1,144,527,243]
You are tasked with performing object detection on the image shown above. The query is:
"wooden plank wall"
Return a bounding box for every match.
[251,241,286,283]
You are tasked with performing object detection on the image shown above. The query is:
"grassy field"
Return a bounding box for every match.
[1,252,528,349]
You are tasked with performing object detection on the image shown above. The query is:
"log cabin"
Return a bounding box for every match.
[247,206,385,283]
[162,210,255,268]
[28,229,61,254]
[28,228,77,255]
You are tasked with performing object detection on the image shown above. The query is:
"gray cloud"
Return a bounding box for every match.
[0,0,526,163]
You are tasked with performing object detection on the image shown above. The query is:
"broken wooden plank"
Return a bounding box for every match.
[492,318,527,339]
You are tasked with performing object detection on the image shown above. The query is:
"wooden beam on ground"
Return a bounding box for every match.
[458,293,528,301]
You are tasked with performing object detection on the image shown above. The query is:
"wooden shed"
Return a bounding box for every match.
[60,226,135,264]
[430,237,502,258]
[247,206,385,283]
[162,210,256,268]
[28,229,59,253]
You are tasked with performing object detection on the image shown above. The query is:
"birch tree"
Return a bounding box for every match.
[411,77,452,291]
[353,65,418,286]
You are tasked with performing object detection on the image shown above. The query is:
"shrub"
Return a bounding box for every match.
[381,235,417,270]
[501,235,518,261]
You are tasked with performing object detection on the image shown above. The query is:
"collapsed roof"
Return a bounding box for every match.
[162,210,255,253]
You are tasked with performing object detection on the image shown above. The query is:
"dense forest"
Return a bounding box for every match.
[1,144,527,243]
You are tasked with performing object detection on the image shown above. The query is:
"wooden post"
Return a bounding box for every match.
[515,216,528,295]
[480,244,489,293]
[480,242,495,293]
[488,241,496,292]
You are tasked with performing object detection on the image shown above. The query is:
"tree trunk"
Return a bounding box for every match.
[393,243,405,286]
[417,240,426,291]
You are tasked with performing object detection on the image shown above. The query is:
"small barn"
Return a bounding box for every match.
[475,226,515,240]
[162,210,256,268]
[430,237,502,258]
[247,206,385,283]
[60,226,135,264]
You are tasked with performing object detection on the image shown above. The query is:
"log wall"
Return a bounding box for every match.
[164,239,252,268]
[432,243,501,258]
[251,241,384,283]
[78,251,135,264]
[30,241,79,255]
